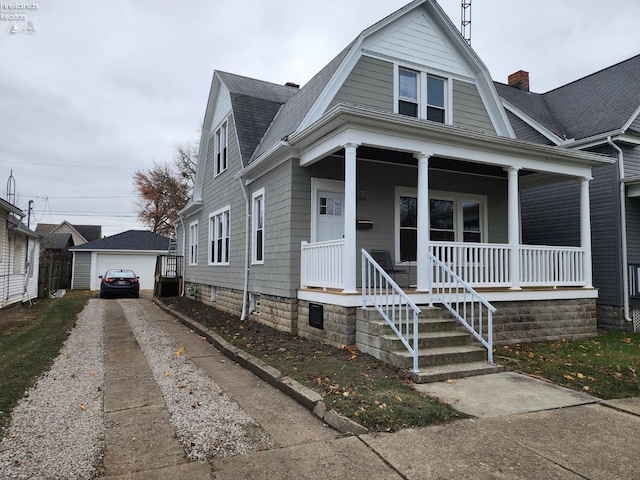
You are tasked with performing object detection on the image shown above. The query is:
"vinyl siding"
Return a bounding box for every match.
[184,115,246,290]
[366,10,471,78]
[328,56,393,112]
[72,251,92,289]
[624,145,640,264]
[521,145,622,306]
[452,80,496,135]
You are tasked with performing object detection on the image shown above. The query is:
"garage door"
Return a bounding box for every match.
[95,253,157,291]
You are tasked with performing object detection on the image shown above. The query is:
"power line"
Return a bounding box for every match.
[0,160,139,171]
[16,194,136,199]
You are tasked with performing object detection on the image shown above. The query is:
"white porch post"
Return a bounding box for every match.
[506,166,521,290]
[580,176,593,288]
[415,153,431,291]
[343,143,358,293]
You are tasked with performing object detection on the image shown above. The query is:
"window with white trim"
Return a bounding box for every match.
[13,235,23,274]
[396,189,485,261]
[209,207,230,265]
[397,67,447,123]
[214,122,228,176]
[188,221,198,265]
[252,188,265,264]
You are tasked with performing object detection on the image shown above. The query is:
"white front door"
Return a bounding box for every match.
[316,190,345,242]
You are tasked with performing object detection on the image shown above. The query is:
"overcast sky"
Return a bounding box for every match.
[1,0,638,238]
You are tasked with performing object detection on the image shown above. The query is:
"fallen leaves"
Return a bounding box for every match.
[174,347,185,356]
[78,404,86,411]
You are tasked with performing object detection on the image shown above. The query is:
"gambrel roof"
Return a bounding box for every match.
[496,54,640,143]
[216,72,299,165]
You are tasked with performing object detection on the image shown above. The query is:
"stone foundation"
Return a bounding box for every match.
[490,298,597,345]
[247,295,298,334]
[297,301,356,347]
[183,282,298,333]
[596,304,630,331]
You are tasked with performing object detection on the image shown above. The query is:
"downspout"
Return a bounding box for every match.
[178,214,186,297]
[238,177,251,321]
[607,136,632,324]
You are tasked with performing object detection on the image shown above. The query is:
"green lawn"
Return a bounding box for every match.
[0,291,93,435]
[495,331,640,399]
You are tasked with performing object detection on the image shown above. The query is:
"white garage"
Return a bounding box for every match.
[70,230,170,291]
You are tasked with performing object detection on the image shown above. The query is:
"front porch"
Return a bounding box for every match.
[300,239,593,300]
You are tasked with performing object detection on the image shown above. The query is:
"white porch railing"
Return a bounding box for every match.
[300,240,587,290]
[429,242,510,287]
[519,245,585,287]
[301,240,344,289]
[361,249,421,373]
[429,252,495,364]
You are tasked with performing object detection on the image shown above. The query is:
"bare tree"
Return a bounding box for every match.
[174,140,198,186]
[133,161,191,237]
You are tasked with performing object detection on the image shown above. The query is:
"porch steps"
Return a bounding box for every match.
[356,307,502,383]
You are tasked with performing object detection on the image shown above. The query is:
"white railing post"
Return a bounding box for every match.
[580,176,593,288]
[343,144,358,293]
[415,153,431,291]
[506,166,521,289]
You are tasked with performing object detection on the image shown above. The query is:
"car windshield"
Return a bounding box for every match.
[106,270,136,278]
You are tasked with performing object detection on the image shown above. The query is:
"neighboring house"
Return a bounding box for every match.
[495,54,640,331]
[69,230,170,291]
[36,222,100,289]
[35,221,102,246]
[176,0,612,375]
[0,197,39,308]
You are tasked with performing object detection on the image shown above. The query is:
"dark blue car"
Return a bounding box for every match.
[99,269,140,298]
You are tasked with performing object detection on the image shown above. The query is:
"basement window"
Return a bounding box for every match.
[250,293,260,314]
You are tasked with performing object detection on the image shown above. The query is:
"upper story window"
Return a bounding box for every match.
[209,206,230,265]
[252,188,265,264]
[188,221,198,265]
[397,67,447,124]
[214,122,227,176]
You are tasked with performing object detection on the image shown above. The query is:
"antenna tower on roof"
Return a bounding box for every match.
[461,0,471,45]
[6,170,15,205]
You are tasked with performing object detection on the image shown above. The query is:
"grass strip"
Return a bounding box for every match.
[495,331,640,399]
[0,291,93,435]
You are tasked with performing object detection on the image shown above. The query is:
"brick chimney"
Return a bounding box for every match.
[508,70,530,91]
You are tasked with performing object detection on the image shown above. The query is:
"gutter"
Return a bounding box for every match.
[238,176,251,321]
[608,136,632,326]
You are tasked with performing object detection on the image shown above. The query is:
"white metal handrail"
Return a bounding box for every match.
[429,252,496,364]
[361,249,421,372]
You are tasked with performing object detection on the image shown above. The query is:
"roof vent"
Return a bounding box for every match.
[508,70,530,91]
[285,82,300,89]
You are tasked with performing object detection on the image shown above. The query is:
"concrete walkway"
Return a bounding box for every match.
[102,297,640,479]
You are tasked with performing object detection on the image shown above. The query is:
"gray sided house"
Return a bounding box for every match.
[70,230,170,291]
[0,198,39,308]
[496,54,640,331]
[177,0,612,379]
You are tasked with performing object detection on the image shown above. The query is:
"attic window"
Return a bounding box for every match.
[398,68,418,117]
[214,122,228,176]
[397,67,447,124]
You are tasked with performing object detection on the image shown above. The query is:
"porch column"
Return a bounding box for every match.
[580,176,593,288]
[506,166,521,290]
[415,153,431,291]
[343,143,358,293]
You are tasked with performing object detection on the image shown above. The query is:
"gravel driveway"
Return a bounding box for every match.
[0,297,272,479]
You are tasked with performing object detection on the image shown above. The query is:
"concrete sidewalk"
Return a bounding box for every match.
[104,297,640,479]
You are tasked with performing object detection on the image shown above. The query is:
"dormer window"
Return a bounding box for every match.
[398,68,419,117]
[214,122,227,176]
[397,67,447,124]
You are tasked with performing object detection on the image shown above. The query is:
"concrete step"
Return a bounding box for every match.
[381,330,471,350]
[356,317,458,337]
[391,345,488,369]
[409,361,504,384]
